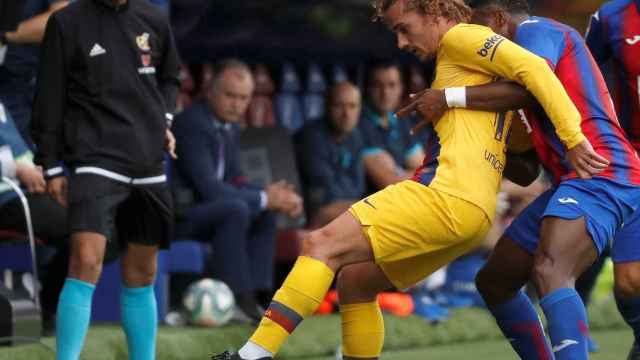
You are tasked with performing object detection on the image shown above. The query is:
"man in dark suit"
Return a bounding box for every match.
[172,59,303,322]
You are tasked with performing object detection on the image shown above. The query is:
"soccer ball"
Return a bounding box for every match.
[182,278,235,327]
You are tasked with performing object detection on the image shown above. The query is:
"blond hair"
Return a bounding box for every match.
[372,0,472,23]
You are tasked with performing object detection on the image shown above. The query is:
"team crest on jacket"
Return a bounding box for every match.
[136,32,151,51]
[141,54,152,67]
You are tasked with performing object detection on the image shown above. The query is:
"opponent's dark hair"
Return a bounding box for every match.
[466,0,530,14]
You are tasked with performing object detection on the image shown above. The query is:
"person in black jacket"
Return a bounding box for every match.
[296,82,366,229]
[172,59,303,322]
[30,0,180,359]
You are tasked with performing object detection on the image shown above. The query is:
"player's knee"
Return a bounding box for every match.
[615,266,640,300]
[123,261,157,286]
[301,228,332,262]
[532,253,567,294]
[337,269,377,303]
[68,248,104,279]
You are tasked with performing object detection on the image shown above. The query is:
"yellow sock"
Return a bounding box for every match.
[340,301,384,359]
[250,256,334,354]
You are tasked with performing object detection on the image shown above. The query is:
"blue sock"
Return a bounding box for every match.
[540,288,589,360]
[488,291,553,360]
[56,278,95,360]
[121,285,157,360]
[615,293,640,344]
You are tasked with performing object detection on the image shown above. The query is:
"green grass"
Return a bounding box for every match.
[306,329,634,360]
[0,296,630,360]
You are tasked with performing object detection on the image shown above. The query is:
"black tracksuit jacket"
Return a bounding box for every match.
[32,0,180,179]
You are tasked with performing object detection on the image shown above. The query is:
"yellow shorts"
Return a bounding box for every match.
[349,180,491,289]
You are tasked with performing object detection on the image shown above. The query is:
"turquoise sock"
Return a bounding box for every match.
[56,278,95,360]
[121,285,157,360]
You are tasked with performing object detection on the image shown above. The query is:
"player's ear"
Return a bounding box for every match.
[494,9,508,29]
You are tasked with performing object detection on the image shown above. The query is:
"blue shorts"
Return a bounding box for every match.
[612,209,640,263]
[505,178,640,257]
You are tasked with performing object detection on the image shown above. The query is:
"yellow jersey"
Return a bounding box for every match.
[413,24,584,220]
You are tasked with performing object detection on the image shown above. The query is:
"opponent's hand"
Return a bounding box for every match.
[47,176,68,208]
[566,139,609,179]
[165,129,177,159]
[395,89,448,134]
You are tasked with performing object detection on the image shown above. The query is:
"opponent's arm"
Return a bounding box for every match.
[397,81,535,126]
[439,25,607,178]
[444,25,585,150]
[465,81,536,112]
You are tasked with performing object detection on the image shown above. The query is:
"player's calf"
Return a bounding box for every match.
[226,212,373,360]
[120,244,160,360]
[535,217,598,360]
[475,236,533,306]
[476,237,552,360]
[337,263,391,360]
[121,244,158,287]
[613,262,640,360]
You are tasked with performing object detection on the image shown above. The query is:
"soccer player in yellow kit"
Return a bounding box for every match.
[212,1,608,359]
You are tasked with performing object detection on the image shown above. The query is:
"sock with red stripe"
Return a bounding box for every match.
[246,256,335,357]
[540,288,589,360]
[489,291,552,360]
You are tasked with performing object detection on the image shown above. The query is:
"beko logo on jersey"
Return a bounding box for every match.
[477,35,504,58]
[626,35,640,45]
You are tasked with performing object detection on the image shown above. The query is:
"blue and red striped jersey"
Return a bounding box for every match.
[586,0,640,150]
[515,16,640,185]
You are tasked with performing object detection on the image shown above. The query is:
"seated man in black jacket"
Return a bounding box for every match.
[297,82,365,229]
[172,59,303,322]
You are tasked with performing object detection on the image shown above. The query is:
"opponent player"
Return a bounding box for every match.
[211,1,604,359]
[586,2,640,357]
[404,1,640,358]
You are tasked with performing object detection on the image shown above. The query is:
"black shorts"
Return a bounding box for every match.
[68,174,173,249]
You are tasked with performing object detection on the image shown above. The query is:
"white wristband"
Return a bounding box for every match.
[444,87,467,108]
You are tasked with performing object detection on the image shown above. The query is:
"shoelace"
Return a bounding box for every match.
[211,351,232,360]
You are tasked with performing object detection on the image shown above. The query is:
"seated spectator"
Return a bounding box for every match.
[296,81,365,229]
[172,59,303,322]
[360,60,425,193]
[0,102,68,335]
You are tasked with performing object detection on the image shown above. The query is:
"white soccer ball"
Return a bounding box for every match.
[182,278,235,327]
